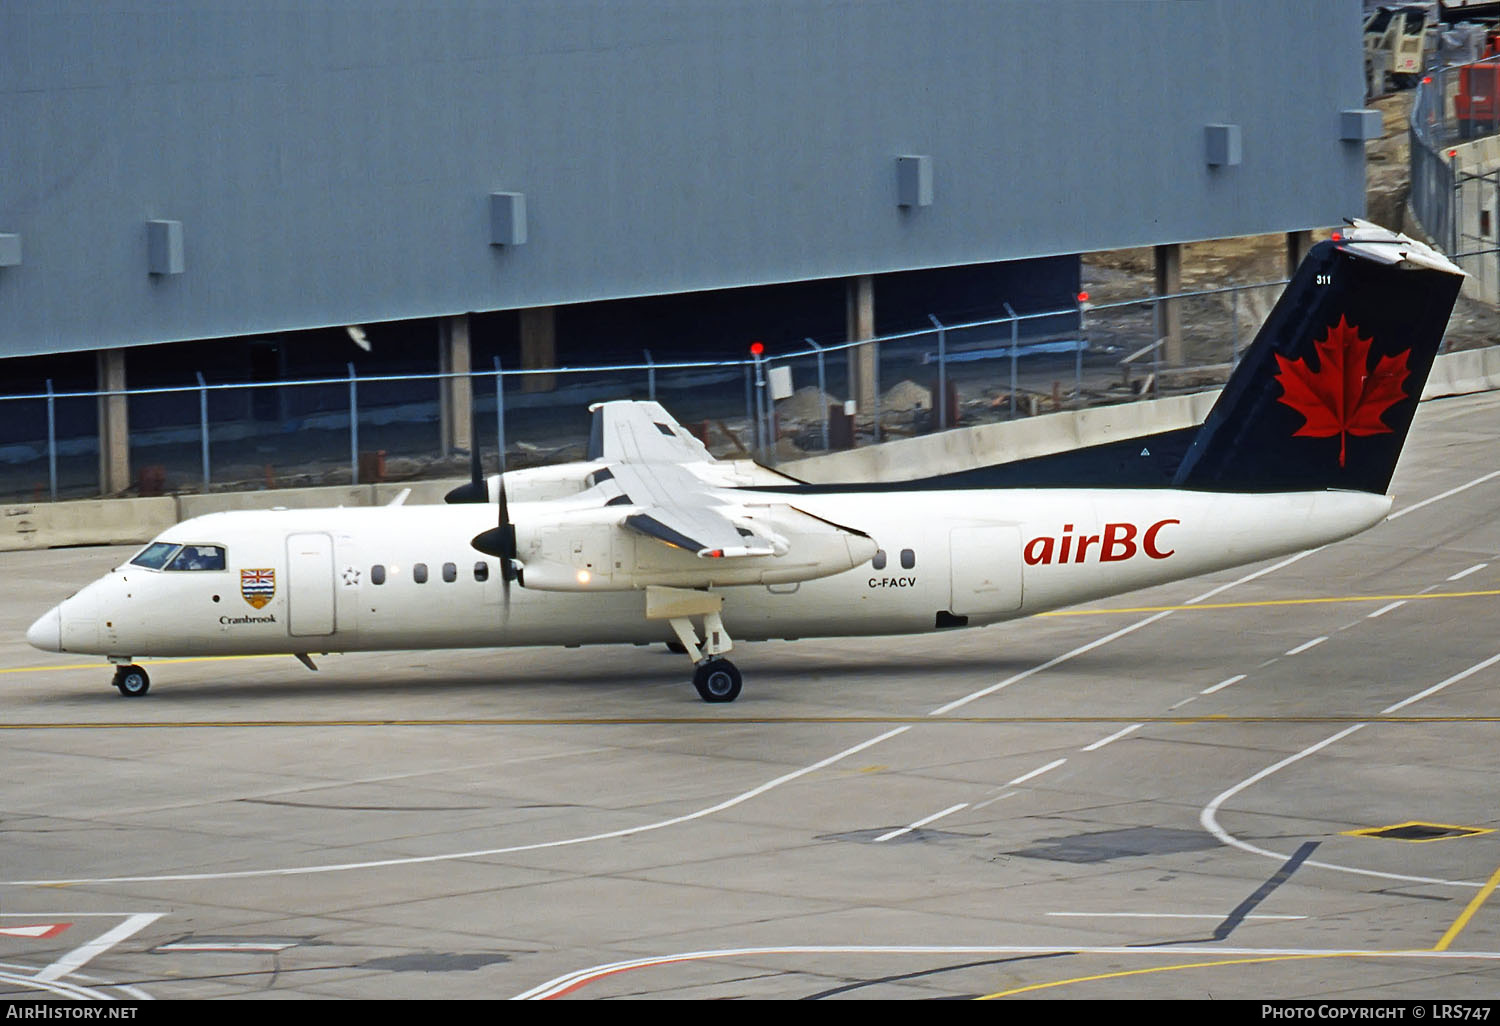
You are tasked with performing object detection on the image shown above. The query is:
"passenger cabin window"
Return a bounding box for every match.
[371,565,386,585]
[474,561,489,582]
[442,562,457,583]
[166,545,226,571]
[413,563,428,584]
[900,548,915,570]
[130,542,180,569]
[872,549,887,570]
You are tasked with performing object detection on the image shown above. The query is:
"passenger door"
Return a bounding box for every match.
[286,532,336,637]
[948,526,1023,616]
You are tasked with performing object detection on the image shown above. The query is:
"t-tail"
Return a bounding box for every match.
[1173,220,1464,494]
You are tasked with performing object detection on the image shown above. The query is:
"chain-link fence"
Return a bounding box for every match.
[0,275,1301,503]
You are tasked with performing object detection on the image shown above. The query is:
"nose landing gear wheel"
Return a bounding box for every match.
[113,665,150,697]
[692,658,741,703]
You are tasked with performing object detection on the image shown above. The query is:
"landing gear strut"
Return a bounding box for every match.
[645,586,744,703]
[112,664,150,697]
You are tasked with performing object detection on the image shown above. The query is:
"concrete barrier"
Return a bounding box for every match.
[0,480,470,553]
[177,484,377,519]
[782,391,1220,483]
[1423,345,1500,400]
[4,344,1496,551]
[0,496,177,552]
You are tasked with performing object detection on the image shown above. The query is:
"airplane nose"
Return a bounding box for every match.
[26,605,62,653]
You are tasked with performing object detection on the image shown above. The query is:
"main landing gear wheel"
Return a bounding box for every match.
[692,658,742,703]
[112,664,150,697]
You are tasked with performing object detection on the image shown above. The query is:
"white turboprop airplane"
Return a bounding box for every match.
[25,222,1466,702]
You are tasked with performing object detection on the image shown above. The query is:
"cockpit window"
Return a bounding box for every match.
[130,542,181,569]
[165,545,227,571]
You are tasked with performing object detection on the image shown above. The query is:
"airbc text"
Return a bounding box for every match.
[1023,519,1179,566]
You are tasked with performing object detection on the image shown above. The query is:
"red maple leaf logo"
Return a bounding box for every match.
[1273,315,1411,467]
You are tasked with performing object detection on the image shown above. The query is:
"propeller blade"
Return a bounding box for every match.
[497,473,515,614]
[441,399,489,504]
[470,470,519,615]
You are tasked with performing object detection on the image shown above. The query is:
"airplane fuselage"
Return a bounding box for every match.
[30,487,1392,662]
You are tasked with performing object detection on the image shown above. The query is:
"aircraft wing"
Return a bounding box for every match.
[607,460,779,558]
[588,400,714,464]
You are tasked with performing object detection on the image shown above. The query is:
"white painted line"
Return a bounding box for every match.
[929,611,1174,716]
[513,943,1500,1000]
[1201,674,1247,695]
[1046,912,1306,920]
[1382,650,1500,715]
[1167,696,1196,710]
[1367,600,1407,619]
[157,941,295,952]
[7,730,912,886]
[1448,563,1488,582]
[1003,758,1066,789]
[1082,724,1142,751]
[1388,469,1500,521]
[1185,548,1324,605]
[1203,650,1500,889]
[35,913,163,983]
[1285,636,1328,656]
[970,792,1016,811]
[0,924,67,939]
[875,803,968,843]
[0,969,112,1002]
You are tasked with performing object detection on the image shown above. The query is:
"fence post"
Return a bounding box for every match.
[805,337,830,452]
[753,350,768,460]
[45,378,56,503]
[1003,302,1019,419]
[644,348,656,401]
[927,314,947,431]
[743,361,754,451]
[1231,286,1241,367]
[348,362,359,486]
[493,356,506,471]
[197,371,210,490]
[1151,302,1161,399]
[1074,295,1084,403]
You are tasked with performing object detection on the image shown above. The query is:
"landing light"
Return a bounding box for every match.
[576,569,591,585]
[749,341,765,356]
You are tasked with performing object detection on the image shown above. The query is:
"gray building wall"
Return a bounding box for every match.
[0,0,1368,360]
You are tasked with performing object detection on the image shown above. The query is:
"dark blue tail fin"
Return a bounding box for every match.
[1173,222,1464,494]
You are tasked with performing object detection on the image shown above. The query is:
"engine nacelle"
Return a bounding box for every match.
[492,462,608,503]
[515,506,876,592]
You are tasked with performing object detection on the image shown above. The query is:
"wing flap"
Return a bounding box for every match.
[587,400,714,464]
[609,460,779,558]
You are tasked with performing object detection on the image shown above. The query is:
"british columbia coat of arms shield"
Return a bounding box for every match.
[240,569,275,609]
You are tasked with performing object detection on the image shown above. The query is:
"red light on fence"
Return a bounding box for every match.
[1423,76,1432,84]
[1331,231,1342,241]
[1450,149,1459,158]
[1076,291,1089,303]
[749,341,765,356]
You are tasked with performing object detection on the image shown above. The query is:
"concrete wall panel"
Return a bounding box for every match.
[0,0,1368,358]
